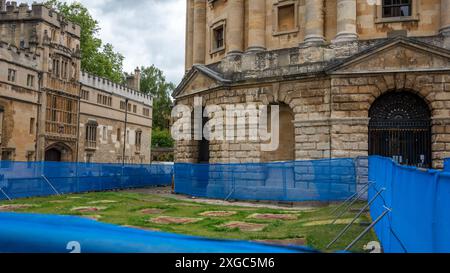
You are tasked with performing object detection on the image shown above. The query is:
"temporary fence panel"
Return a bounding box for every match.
[175,159,357,202]
[0,213,317,253]
[0,161,173,200]
[445,158,450,172]
[369,156,450,253]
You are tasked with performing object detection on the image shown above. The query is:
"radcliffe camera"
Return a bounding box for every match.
[0,0,449,268]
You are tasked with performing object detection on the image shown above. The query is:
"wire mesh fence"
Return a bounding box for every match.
[0,161,174,200]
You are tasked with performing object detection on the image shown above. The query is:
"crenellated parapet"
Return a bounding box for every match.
[0,2,80,37]
[80,72,153,107]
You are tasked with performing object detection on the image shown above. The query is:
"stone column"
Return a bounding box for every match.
[334,0,357,42]
[185,0,194,70]
[193,0,206,64]
[227,0,245,55]
[247,0,266,52]
[441,0,450,35]
[304,0,325,45]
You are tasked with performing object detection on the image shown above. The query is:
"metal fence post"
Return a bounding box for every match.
[331,182,372,224]
[41,175,60,196]
[0,187,11,201]
[344,207,391,251]
[332,182,372,215]
[327,187,385,249]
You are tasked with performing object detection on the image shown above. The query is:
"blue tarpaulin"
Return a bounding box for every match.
[174,159,358,202]
[369,156,450,253]
[444,158,450,172]
[0,213,316,253]
[0,161,173,200]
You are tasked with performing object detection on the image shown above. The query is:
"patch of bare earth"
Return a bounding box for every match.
[123,225,161,232]
[87,200,118,204]
[149,216,203,225]
[220,221,267,232]
[80,215,102,221]
[71,206,107,213]
[303,218,358,227]
[248,213,298,221]
[0,204,34,211]
[255,238,306,247]
[49,200,69,204]
[200,211,237,217]
[140,208,165,215]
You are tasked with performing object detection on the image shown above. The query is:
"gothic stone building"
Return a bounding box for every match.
[174,0,450,169]
[0,2,153,163]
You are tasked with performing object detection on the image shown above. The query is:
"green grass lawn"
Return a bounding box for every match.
[0,190,377,252]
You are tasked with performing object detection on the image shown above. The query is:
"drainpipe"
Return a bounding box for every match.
[35,72,43,162]
[75,84,81,163]
[122,98,129,166]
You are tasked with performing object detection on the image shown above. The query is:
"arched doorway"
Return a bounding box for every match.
[45,148,62,162]
[369,91,431,167]
[44,143,73,162]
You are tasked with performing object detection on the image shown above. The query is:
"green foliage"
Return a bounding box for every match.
[45,0,124,83]
[139,65,174,130]
[152,128,174,148]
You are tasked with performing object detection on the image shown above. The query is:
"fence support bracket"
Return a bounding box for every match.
[332,182,373,224]
[0,187,11,201]
[344,207,391,251]
[41,175,61,196]
[327,187,385,249]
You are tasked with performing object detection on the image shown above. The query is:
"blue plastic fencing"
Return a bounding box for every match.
[0,213,316,253]
[175,158,358,202]
[445,158,450,172]
[369,156,450,253]
[0,161,173,200]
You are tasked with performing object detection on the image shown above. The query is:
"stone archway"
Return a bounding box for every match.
[44,143,73,162]
[369,91,432,167]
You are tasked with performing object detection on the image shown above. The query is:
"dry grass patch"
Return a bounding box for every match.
[0,204,34,211]
[248,213,298,221]
[140,208,165,215]
[220,221,267,232]
[303,218,359,227]
[149,216,203,225]
[255,238,306,246]
[200,211,237,217]
[71,206,107,213]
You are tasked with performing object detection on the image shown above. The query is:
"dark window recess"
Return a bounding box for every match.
[213,26,224,50]
[382,0,412,18]
[198,112,210,164]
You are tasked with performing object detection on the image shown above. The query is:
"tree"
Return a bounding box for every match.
[139,65,174,131]
[152,128,174,148]
[45,0,124,83]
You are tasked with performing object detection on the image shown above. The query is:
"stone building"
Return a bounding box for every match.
[174,0,450,169]
[0,2,152,163]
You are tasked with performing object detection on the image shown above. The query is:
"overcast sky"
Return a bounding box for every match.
[25,0,186,84]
